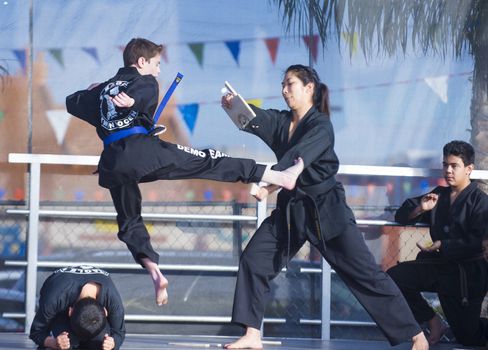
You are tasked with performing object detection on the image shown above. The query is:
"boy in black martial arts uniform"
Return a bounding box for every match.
[388,140,488,347]
[66,38,303,306]
[29,265,125,350]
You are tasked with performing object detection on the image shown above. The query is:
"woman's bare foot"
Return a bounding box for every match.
[224,327,263,349]
[427,314,448,344]
[412,331,429,350]
[142,257,169,305]
[261,158,304,190]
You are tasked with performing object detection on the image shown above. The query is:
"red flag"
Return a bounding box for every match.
[264,38,279,65]
[302,35,319,63]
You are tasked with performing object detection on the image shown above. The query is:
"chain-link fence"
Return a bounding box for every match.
[1,198,438,340]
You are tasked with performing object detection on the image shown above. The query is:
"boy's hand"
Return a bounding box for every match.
[56,331,70,350]
[419,193,439,212]
[101,334,115,350]
[111,92,135,108]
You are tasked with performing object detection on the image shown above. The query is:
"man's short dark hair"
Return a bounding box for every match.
[123,38,163,67]
[443,140,475,166]
[70,298,107,341]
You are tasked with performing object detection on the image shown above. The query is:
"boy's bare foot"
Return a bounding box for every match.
[427,314,448,344]
[224,327,263,349]
[142,257,169,305]
[261,158,304,190]
[412,331,429,350]
[154,274,168,306]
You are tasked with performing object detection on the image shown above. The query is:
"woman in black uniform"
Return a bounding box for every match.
[221,65,428,350]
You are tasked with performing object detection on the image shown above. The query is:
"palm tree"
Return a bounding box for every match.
[273,0,488,192]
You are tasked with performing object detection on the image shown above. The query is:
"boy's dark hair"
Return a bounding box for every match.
[69,297,107,341]
[443,140,475,166]
[123,38,163,67]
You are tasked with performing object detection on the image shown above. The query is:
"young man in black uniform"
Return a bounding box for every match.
[29,265,125,350]
[387,140,488,347]
[66,38,303,306]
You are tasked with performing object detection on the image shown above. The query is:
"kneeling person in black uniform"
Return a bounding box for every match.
[388,140,488,346]
[29,265,125,350]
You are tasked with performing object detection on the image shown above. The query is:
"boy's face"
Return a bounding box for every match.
[137,53,161,77]
[442,154,473,189]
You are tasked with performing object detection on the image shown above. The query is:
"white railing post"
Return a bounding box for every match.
[25,161,41,333]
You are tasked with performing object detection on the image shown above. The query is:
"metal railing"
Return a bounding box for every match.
[5,153,488,340]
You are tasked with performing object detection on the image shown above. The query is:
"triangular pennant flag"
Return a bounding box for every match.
[225,40,241,65]
[302,35,319,63]
[177,103,199,134]
[424,75,448,103]
[264,38,280,64]
[46,110,72,145]
[48,48,64,68]
[188,43,204,67]
[0,110,4,122]
[341,32,358,56]
[13,49,27,74]
[245,98,263,108]
[82,47,100,64]
[161,44,168,63]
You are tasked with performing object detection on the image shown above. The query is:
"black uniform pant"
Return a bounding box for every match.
[387,259,488,346]
[110,149,266,266]
[231,211,421,346]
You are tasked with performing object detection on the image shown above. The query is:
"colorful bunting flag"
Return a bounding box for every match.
[13,49,27,74]
[341,32,358,56]
[48,48,64,68]
[264,38,279,64]
[0,110,4,122]
[82,47,100,64]
[178,103,199,134]
[424,75,448,103]
[225,40,240,65]
[46,110,72,145]
[302,35,319,63]
[188,43,204,67]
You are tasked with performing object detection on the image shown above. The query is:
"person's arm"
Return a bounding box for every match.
[29,294,60,348]
[105,285,126,350]
[65,83,105,127]
[394,192,435,225]
[124,76,159,129]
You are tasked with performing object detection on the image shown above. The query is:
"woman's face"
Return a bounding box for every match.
[281,72,314,110]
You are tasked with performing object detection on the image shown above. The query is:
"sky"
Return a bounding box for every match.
[0,0,475,167]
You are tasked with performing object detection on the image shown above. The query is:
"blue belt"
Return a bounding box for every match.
[103,126,148,146]
[103,72,184,146]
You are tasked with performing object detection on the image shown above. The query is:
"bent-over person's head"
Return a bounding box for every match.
[69,297,107,341]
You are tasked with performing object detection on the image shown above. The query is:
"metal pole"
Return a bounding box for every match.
[321,258,331,340]
[25,161,40,333]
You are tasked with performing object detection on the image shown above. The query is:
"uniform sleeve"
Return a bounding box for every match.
[243,105,284,149]
[440,195,488,260]
[274,120,332,171]
[66,84,105,127]
[105,282,126,350]
[394,193,431,225]
[29,292,62,347]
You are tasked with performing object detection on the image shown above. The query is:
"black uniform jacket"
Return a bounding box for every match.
[66,67,171,188]
[29,265,125,349]
[246,105,355,241]
[395,182,488,296]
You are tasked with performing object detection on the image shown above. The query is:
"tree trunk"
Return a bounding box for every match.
[470,6,488,194]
